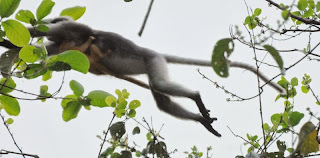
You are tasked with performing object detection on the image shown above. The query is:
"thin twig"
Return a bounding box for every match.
[0,149,39,158]
[242,0,267,152]
[265,0,320,25]
[138,0,155,36]
[0,114,26,158]
[227,126,257,147]
[197,69,247,101]
[98,114,116,157]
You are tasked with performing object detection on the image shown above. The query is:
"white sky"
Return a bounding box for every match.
[1,0,320,158]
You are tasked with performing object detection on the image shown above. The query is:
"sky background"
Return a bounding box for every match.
[1,0,320,157]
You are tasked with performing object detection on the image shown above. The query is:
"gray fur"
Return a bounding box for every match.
[27,18,281,137]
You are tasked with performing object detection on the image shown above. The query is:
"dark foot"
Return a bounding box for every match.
[193,95,213,121]
[199,119,221,137]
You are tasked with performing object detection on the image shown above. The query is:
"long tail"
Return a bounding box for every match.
[164,55,211,66]
[164,55,284,93]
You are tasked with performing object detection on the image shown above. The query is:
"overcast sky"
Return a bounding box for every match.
[1,0,320,157]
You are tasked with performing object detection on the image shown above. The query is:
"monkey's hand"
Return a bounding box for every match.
[89,36,95,40]
[199,117,221,137]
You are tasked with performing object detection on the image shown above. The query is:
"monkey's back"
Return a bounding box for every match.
[92,31,158,75]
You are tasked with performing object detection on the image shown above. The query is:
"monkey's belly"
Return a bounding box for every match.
[100,57,147,75]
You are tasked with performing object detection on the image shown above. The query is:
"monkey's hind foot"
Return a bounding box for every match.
[200,119,221,137]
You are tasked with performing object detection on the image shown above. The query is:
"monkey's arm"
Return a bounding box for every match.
[59,36,95,52]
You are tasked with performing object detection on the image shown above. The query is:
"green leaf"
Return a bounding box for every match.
[115,89,121,96]
[263,45,283,72]
[0,49,19,78]
[114,108,126,118]
[275,94,281,102]
[100,147,115,157]
[52,50,90,74]
[48,61,71,72]
[87,90,112,107]
[111,153,120,158]
[254,8,262,16]
[291,77,298,86]
[301,86,309,93]
[36,24,49,32]
[298,0,308,11]
[0,77,16,94]
[287,148,293,153]
[271,113,282,125]
[40,85,48,94]
[282,111,289,125]
[19,45,39,63]
[296,122,316,153]
[2,19,30,47]
[244,16,257,29]
[284,100,291,106]
[296,20,303,25]
[39,85,50,102]
[129,100,140,109]
[122,89,130,99]
[303,8,314,17]
[282,10,290,20]
[42,70,52,81]
[211,38,234,77]
[291,11,301,22]
[23,64,47,79]
[263,123,270,132]
[120,151,132,158]
[61,94,78,108]
[300,130,319,155]
[146,132,153,141]
[117,101,127,110]
[0,95,20,116]
[132,126,140,135]
[289,111,304,127]
[244,16,252,24]
[147,141,156,154]
[309,0,316,9]
[0,0,21,18]
[36,0,55,20]
[59,6,86,20]
[5,118,14,124]
[127,109,136,118]
[316,1,320,12]
[62,101,82,122]
[277,140,286,152]
[15,10,35,23]
[110,122,126,139]
[135,150,141,157]
[69,80,84,97]
[105,96,117,107]
[155,142,167,158]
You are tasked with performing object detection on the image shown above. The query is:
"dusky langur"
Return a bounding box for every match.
[26,17,284,137]
[58,35,150,89]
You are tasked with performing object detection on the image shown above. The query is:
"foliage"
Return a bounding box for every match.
[1,0,320,157]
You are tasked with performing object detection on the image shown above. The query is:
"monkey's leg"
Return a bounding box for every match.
[88,45,150,89]
[146,56,214,122]
[150,87,221,137]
